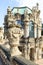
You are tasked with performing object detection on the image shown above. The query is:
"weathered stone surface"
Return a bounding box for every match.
[0,3,43,64]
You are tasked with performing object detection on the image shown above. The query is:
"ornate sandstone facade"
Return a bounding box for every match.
[0,3,43,61]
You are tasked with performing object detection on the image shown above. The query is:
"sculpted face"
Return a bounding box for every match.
[7,27,21,46]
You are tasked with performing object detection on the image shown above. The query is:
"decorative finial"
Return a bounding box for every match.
[7,6,11,12]
[36,3,39,9]
[24,9,29,22]
[24,9,28,15]
[17,8,19,13]
[7,6,11,14]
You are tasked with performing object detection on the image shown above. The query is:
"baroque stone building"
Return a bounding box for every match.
[0,3,43,62]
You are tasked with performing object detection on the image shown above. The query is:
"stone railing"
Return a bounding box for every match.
[12,56,38,65]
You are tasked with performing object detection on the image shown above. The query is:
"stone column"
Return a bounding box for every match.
[24,43,30,60]
[23,10,30,59]
[27,44,30,60]
[34,48,38,60]
[24,9,29,38]
[23,43,27,58]
[34,48,41,60]
[24,22,29,38]
[38,48,42,59]
[38,26,41,38]
[34,24,37,38]
[34,24,38,60]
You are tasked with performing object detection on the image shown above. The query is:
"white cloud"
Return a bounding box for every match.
[16,0,43,23]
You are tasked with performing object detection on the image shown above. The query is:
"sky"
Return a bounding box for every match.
[0,0,43,27]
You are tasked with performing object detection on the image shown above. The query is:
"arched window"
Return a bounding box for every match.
[29,21,34,38]
[16,20,21,25]
[15,20,24,29]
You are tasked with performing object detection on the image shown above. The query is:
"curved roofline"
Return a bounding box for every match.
[11,6,32,12]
